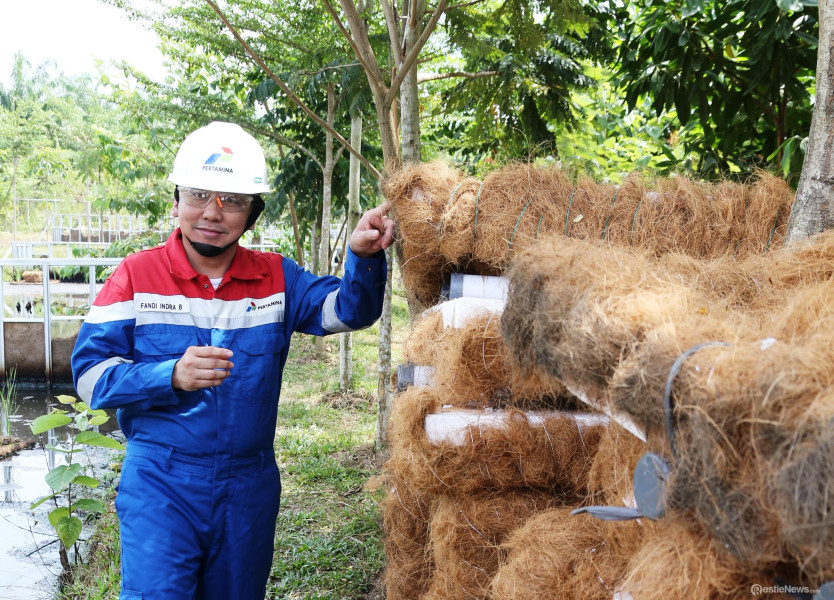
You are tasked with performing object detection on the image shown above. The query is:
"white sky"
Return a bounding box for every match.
[0,0,166,87]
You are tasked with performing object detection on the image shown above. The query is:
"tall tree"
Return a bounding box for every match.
[787,0,833,242]
[614,0,818,178]
[433,0,594,158]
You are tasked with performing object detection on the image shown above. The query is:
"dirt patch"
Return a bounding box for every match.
[337,442,389,473]
[320,389,376,410]
[0,437,36,460]
[361,571,385,600]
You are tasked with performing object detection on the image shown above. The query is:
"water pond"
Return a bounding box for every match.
[0,382,121,600]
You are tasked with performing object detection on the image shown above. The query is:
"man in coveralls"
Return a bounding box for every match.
[71,121,394,600]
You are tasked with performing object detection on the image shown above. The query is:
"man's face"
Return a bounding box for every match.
[172,188,253,250]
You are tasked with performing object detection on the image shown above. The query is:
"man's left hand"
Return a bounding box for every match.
[349,203,395,258]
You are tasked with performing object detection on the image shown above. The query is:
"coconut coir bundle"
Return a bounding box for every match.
[586,426,649,507]
[619,520,788,600]
[384,161,793,308]
[386,386,604,498]
[499,232,834,582]
[491,508,645,600]
[422,492,564,600]
[404,309,567,407]
[384,160,481,308]
[501,231,834,431]
[664,325,834,582]
[500,235,751,408]
[382,473,434,600]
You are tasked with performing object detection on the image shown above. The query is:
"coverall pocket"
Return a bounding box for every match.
[237,329,283,403]
[135,327,197,363]
[119,589,142,599]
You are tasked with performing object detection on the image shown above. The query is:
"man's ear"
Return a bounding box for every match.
[172,187,179,217]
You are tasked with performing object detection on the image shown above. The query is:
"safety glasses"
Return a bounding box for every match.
[179,187,253,213]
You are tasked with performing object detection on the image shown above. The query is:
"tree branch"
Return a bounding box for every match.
[385,0,448,106]
[445,0,487,10]
[247,124,323,171]
[380,0,403,65]
[417,70,501,83]
[296,62,362,77]
[326,0,388,96]
[205,0,381,180]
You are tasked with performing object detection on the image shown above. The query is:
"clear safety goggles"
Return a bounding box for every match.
[179,187,254,213]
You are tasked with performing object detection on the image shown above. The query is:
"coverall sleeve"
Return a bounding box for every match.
[285,247,387,336]
[71,267,182,411]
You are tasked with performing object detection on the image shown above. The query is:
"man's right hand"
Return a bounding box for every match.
[172,346,234,391]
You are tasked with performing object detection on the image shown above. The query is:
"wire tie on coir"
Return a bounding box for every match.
[664,341,730,459]
[601,188,619,240]
[575,340,730,524]
[765,209,780,251]
[439,181,465,237]
[536,214,544,239]
[733,191,750,258]
[564,185,577,237]
[508,194,535,250]
[472,180,484,242]
[629,194,644,246]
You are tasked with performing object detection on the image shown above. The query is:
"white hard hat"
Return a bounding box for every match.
[168,121,271,194]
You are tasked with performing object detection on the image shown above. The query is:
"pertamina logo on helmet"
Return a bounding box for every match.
[202,147,235,174]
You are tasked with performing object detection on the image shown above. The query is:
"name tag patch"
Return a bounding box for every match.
[135,296,190,313]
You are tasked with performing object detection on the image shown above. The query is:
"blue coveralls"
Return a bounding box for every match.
[71,229,386,599]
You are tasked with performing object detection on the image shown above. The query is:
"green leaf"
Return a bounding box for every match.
[776,0,804,11]
[48,506,70,529]
[29,492,58,510]
[45,444,83,454]
[75,401,89,413]
[55,514,83,549]
[72,475,100,489]
[55,395,77,405]
[75,431,126,451]
[31,413,72,435]
[71,498,106,513]
[780,138,795,176]
[88,416,109,426]
[75,414,89,431]
[46,463,83,491]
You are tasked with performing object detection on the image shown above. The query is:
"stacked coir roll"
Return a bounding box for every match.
[383,160,820,600]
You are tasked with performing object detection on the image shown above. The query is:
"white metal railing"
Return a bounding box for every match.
[0,258,123,382]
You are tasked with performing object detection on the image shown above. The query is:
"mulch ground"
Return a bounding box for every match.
[0,436,36,460]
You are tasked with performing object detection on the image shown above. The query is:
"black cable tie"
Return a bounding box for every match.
[664,341,730,459]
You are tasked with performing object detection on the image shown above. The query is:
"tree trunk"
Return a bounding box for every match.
[316,87,338,359]
[12,155,18,242]
[319,85,336,275]
[278,144,305,267]
[288,190,304,267]
[310,212,320,276]
[341,114,364,391]
[376,248,394,449]
[786,0,834,243]
[400,0,424,164]
[336,0,445,446]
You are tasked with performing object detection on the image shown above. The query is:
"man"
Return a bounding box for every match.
[71,121,394,600]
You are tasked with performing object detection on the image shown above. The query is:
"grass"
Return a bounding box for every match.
[58,285,409,600]
[0,367,18,437]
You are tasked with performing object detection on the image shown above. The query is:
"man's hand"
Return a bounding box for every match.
[172,346,234,391]
[349,203,395,258]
